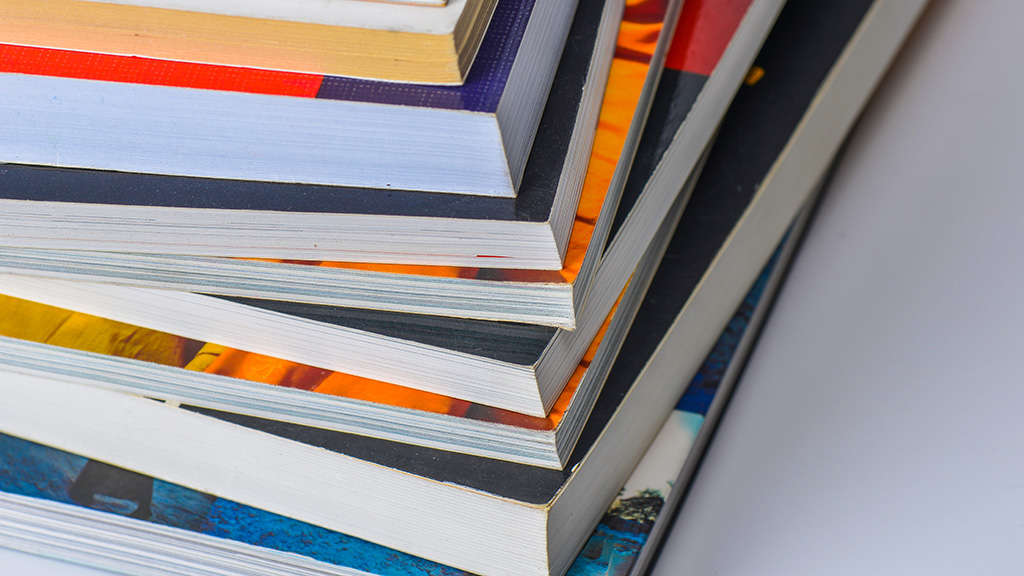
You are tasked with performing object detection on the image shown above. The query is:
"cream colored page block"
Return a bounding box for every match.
[79,0,468,32]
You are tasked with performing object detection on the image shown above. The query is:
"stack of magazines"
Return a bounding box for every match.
[0,0,928,574]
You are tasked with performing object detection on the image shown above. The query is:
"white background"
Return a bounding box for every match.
[651,0,1024,574]
[4,0,1024,574]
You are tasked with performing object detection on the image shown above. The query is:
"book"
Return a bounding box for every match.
[0,0,633,269]
[1,0,491,84]
[0,0,583,197]
[0,3,929,572]
[0,219,796,576]
[0,0,774,335]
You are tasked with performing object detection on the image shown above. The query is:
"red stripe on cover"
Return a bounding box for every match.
[0,44,323,97]
[665,0,754,76]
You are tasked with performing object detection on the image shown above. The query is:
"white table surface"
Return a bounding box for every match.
[4,0,1024,574]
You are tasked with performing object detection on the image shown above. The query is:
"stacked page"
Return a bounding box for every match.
[0,0,930,574]
[0,218,800,576]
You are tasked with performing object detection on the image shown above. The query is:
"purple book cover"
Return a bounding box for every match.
[317,0,534,112]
